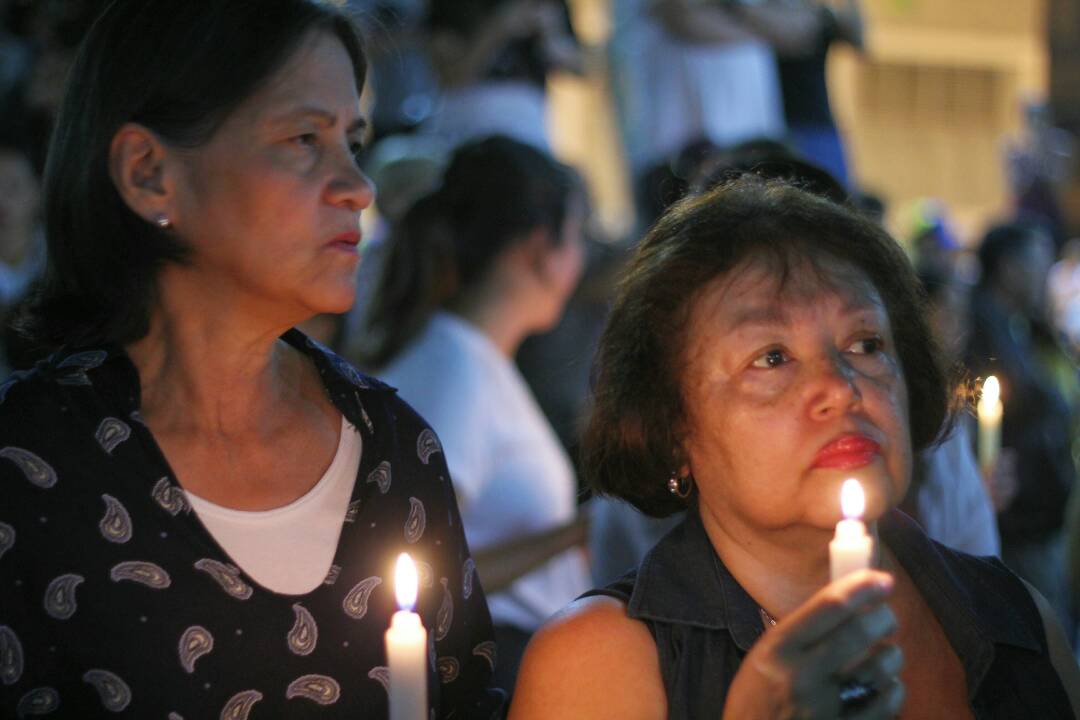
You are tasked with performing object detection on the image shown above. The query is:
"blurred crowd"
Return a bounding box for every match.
[2,0,1079,686]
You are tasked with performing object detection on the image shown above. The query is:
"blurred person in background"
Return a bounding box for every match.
[730,0,863,188]
[608,0,786,229]
[966,221,1076,637]
[420,0,583,150]
[363,135,592,697]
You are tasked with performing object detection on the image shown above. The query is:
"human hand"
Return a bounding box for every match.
[723,570,904,719]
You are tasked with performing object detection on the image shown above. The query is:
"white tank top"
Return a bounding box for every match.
[186,416,362,595]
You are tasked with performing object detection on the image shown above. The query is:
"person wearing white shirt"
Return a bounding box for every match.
[363,135,591,695]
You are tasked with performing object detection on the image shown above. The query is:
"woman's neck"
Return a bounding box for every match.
[698,507,884,622]
[125,272,306,439]
[450,285,536,358]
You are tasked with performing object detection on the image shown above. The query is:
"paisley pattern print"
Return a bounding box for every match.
[367,666,390,694]
[437,656,460,684]
[178,626,214,673]
[287,604,318,656]
[83,668,132,711]
[366,461,392,494]
[43,574,84,620]
[462,558,476,600]
[56,350,107,386]
[0,447,57,489]
[98,494,133,544]
[0,625,23,686]
[417,561,434,589]
[151,477,189,516]
[110,561,171,589]
[416,429,442,465]
[194,559,253,600]
[404,497,426,544]
[435,577,454,641]
[0,521,14,561]
[0,332,501,718]
[220,689,262,720]
[342,576,382,620]
[94,417,131,455]
[285,674,340,705]
[472,641,497,672]
[15,687,59,716]
[344,499,361,523]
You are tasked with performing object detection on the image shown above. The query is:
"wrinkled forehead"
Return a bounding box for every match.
[716,252,886,313]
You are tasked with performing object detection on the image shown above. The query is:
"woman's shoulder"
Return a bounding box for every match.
[510,594,666,719]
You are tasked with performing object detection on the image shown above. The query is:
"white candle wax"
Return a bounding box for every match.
[977,376,1003,471]
[829,479,874,580]
[386,553,427,720]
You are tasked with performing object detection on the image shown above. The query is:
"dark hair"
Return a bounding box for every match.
[584,175,951,517]
[17,0,366,351]
[976,221,1047,287]
[363,135,580,368]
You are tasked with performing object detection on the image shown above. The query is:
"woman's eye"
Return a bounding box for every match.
[750,348,789,369]
[292,133,318,147]
[847,337,883,355]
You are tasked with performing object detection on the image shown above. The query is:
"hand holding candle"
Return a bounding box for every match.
[977,375,1003,473]
[829,479,874,580]
[386,553,427,720]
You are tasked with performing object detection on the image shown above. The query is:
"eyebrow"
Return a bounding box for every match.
[723,297,883,332]
[269,106,368,134]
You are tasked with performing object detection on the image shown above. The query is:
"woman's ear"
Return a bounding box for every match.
[108,123,177,225]
[523,226,558,284]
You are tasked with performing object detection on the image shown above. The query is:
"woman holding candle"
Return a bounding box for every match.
[510,175,1080,718]
[0,2,501,717]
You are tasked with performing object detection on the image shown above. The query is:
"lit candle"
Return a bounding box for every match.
[386,553,427,720]
[829,479,874,580]
[977,375,1003,472]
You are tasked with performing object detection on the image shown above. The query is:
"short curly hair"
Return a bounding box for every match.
[583,175,951,517]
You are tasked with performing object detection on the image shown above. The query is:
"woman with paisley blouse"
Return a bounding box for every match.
[510,176,1080,719]
[0,2,502,717]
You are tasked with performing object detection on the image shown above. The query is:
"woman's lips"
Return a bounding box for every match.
[327,231,361,253]
[812,434,881,470]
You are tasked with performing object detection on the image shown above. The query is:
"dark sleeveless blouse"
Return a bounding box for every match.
[584,510,1073,719]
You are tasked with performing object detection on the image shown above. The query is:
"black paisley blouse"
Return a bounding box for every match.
[0,329,504,719]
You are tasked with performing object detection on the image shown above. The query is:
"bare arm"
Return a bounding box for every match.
[472,514,588,594]
[1024,579,1080,717]
[509,596,667,719]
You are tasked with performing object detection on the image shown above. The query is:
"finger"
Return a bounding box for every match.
[798,604,898,679]
[843,675,904,720]
[843,642,903,686]
[774,570,894,650]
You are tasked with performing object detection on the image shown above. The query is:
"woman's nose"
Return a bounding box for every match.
[807,354,862,420]
[326,161,375,213]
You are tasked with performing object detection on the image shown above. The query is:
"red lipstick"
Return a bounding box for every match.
[812,434,881,470]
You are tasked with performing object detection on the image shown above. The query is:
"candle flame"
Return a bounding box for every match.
[840,479,865,519]
[395,553,418,611]
[980,376,1000,407]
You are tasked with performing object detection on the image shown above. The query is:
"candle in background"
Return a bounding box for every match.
[386,553,427,720]
[977,375,1003,472]
[829,479,874,580]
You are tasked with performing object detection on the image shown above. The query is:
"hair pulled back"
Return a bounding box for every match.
[363,135,580,368]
